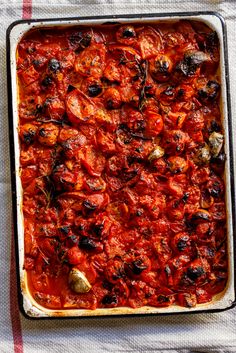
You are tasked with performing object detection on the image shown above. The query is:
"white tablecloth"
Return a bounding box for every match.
[1,1,236,352]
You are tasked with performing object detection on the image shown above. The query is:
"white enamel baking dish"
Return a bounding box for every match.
[6,12,236,319]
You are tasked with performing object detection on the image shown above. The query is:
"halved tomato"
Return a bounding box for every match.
[37,43,61,57]
[80,146,106,177]
[45,97,65,120]
[74,44,106,78]
[145,111,164,136]
[20,65,39,86]
[66,89,96,124]
[104,59,122,82]
[137,26,163,59]
[108,44,141,62]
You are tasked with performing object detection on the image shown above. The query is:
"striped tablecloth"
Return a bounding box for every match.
[1,1,236,352]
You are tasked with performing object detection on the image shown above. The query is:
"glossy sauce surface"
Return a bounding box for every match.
[17,21,227,310]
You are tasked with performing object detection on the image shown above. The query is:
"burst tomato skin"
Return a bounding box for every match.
[17,21,226,311]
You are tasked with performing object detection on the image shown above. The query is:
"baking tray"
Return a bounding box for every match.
[6,11,236,319]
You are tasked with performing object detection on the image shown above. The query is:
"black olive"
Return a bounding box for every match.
[102,294,118,305]
[23,129,36,144]
[69,32,91,49]
[135,120,146,132]
[68,235,78,244]
[186,266,205,281]
[93,223,104,237]
[77,224,85,231]
[107,99,115,109]
[177,239,188,251]
[191,211,210,222]
[211,151,226,165]
[67,85,76,93]
[176,88,185,98]
[122,27,136,38]
[48,58,60,72]
[198,89,208,99]
[136,209,143,217]
[156,60,169,73]
[119,123,129,131]
[79,236,97,250]
[39,128,46,137]
[35,104,43,117]
[176,59,196,77]
[59,226,70,234]
[83,200,97,211]
[208,181,223,198]
[182,192,189,203]
[206,31,218,50]
[41,76,52,87]
[157,295,170,303]
[102,281,113,290]
[207,248,215,257]
[144,85,154,97]
[130,259,148,275]
[176,51,208,77]
[32,59,41,67]
[162,86,175,97]
[164,265,171,276]
[211,120,221,132]
[80,33,92,48]
[198,80,220,102]
[88,84,102,97]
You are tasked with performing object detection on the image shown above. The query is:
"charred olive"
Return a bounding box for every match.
[83,200,97,211]
[122,26,136,38]
[206,31,218,50]
[59,225,70,234]
[210,120,221,132]
[208,180,223,198]
[67,84,76,93]
[211,151,226,165]
[41,76,52,87]
[182,192,190,203]
[48,58,60,72]
[177,239,188,252]
[69,32,92,49]
[88,84,102,97]
[186,266,205,281]
[93,223,104,237]
[162,86,175,97]
[102,294,118,305]
[157,295,170,303]
[176,51,209,77]
[79,236,97,250]
[198,80,220,102]
[131,259,148,275]
[191,209,211,223]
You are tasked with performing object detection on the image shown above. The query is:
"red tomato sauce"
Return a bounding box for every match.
[17,21,227,310]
